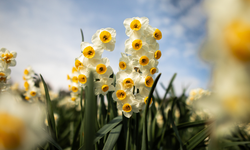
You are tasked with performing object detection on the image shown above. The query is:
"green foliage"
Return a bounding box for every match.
[39,72,250,150]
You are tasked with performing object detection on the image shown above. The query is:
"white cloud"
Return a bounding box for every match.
[162,47,180,60]
[179,2,207,29]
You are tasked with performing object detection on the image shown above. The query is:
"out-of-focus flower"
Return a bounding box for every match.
[0,92,46,150]
[202,0,250,64]
[45,113,59,126]
[0,48,17,67]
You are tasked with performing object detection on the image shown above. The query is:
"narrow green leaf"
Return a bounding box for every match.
[141,73,162,150]
[102,123,122,150]
[162,73,177,101]
[94,115,123,143]
[165,120,213,134]
[168,109,184,149]
[40,75,57,140]
[185,124,213,150]
[80,29,84,42]
[221,141,250,148]
[83,71,97,150]
[71,119,82,150]
[46,135,63,150]
[126,118,131,150]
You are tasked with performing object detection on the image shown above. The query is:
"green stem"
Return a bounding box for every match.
[126,117,131,150]
[134,113,139,150]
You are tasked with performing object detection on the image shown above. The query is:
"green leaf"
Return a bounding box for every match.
[162,73,177,101]
[94,116,123,143]
[40,75,57,140]
[165,120,213,134]
[103,123,123,150]
[185,124,213,150]
[141,73,162,150]
[168,109,184,150]
[83,71,97,150]
[71,119,81,150]
[221,141,250,148]
[46,134,63,150]
[80,29,84,42]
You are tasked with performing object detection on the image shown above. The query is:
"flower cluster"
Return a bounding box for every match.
[67,28,116,104]
[112,17,162,118]
[0,48,17,91]
[22,66,41,102]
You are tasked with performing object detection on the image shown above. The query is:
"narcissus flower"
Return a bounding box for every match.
[91,28,116,52]
[124,36,149,56]
[123,17,149,37]
[23,66,35,80]
[117,100,140,118]
[140,59,159,76]
[80,42,104,60]
[135,75,154,92]
[93,57,113,78]
[95,77,115,95]
[0,92,46,150]
[0,48,17,67]
[116,71,139,91]
[145,25,162,42]
[118,53,133,72]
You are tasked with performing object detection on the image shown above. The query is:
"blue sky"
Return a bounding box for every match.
[0,0,211,96]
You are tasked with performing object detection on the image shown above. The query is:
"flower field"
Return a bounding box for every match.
[1,0,250,149]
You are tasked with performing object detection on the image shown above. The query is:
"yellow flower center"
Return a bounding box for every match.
[72,86,78,93]
[145,76,153,87]
[99,31,112,43]
[150,67,157,75]
[78,74,87,84]
[144,97,153,105]
[96,64,107,74]
[122,103,132,112]
[71,97,76,101]
[153,29,162,40]
[0,77,6,83]
[116,90,126,100]
[1,53,13,63]
[119,61,126,70]
[67,74,70,80]
[24,81,29,89]
[101,85,109,92]
[75,60,84,69]
[23,76,26,80]
[122,78,134,89]
[83,46,95,58]
[139,56,149,66]
[130,19,141,31]
[72,67,77,73]
[68,85,71,90]
[30,91,36,97]
[154,50,161,59]
[24,69,29,75]
[0,113,25,149]
[25,96,30,100]
[0,73,5,76]
[72,76,78,83]
[132,39,142,50]
[225,20,250,62]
